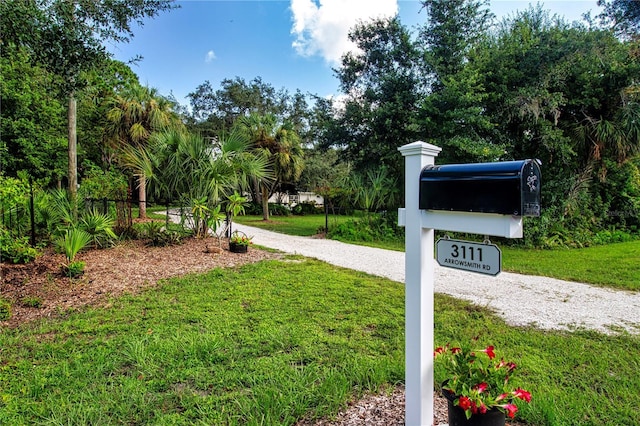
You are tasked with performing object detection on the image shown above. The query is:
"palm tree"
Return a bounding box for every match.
[105,83,181,218]
[234,113,304,220]
[119,128,269,229]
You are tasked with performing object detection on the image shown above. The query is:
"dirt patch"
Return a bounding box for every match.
[1,237,282,328]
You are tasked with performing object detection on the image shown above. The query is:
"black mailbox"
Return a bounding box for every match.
[419,160,541,216]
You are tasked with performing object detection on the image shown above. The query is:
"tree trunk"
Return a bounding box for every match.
[68,94,78,220]
[138,174,147,219]
[261,184,270,221]
[68,94,77,199]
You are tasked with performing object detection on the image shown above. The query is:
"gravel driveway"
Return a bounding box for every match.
[234,223,640,335]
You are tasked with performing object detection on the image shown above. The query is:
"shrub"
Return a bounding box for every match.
[78,164,128,201]
[292,201,320,215]
[244,202,262,216]
[329,212,404,243]
[269,203,290,217]
[63,260,86,278]
[0,227,39,264]
[79,209,117,248]
[0,174,30,235]
[139,221,182,247]
[245,202,290,217]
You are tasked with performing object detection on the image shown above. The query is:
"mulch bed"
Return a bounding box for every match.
[1,237,281,328]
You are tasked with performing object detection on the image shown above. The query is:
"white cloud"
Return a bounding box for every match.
[205,50,216,63]
[290,0,398,65]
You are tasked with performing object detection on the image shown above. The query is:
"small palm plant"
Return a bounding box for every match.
[226,192,248,236]
[80,209,117,248]
[56,228,92,277]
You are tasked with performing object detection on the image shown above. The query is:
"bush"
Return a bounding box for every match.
[0,227,39,264]
[139,221,183,247]
[55,228,92,263]
[245,202,291,217]
[80,210,117,248]
[592,229,635,245]
[0,174,30,235]
[78,164,128,201]
[269,203,290,217]
[63,260,86,278]
[329,212,404,243]
[292,202,320,215]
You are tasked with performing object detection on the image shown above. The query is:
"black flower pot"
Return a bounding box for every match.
[229,242,248,253]
[443,389,506,426]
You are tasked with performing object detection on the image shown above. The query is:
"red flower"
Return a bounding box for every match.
[472,382,488,393]
[482,345,496,359]
[499,403,518,418]
[457,396,472,411]
[495,393,509,402]
[435,343,530,420]
[513,388,532,402]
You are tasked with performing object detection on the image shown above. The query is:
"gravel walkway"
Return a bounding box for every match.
[234,223,640,335]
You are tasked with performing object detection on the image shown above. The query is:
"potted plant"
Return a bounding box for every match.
[434,341,532,425]
[228,230,252,253]
[225,192,248,237]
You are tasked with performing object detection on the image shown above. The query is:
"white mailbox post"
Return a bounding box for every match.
[398,141,441,426]
[398,141,534,425]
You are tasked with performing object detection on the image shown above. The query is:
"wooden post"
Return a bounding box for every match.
[398,141,441,426]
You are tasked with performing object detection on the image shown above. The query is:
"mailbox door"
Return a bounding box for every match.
[521,160,541,217]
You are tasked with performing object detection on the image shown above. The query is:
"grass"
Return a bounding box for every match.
[235,213,640,291]
[234,214,354,236]
[1,259,638,425]
[502,242,640,291]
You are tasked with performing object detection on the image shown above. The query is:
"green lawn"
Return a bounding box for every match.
[1,259,638,425]
[235,214,640,291]
[234,214,354,236]
[502,242,640,291]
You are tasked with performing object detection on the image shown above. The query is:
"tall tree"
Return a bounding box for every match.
[471,6,640,239]
[188,77,287,135]
[419,0,493,88]
[234,113,304,221]
[333,17,422,189]
[105,84,182,218]
[0,0,176,200]
[187,77,313,144]
[417,0,501,164]
[77,59,141,170]
[598,0,640,39]
[0,44,67,184]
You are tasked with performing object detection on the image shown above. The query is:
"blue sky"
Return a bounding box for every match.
[107,1,603,108]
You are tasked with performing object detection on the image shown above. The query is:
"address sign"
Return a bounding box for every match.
[436,238,502,276]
